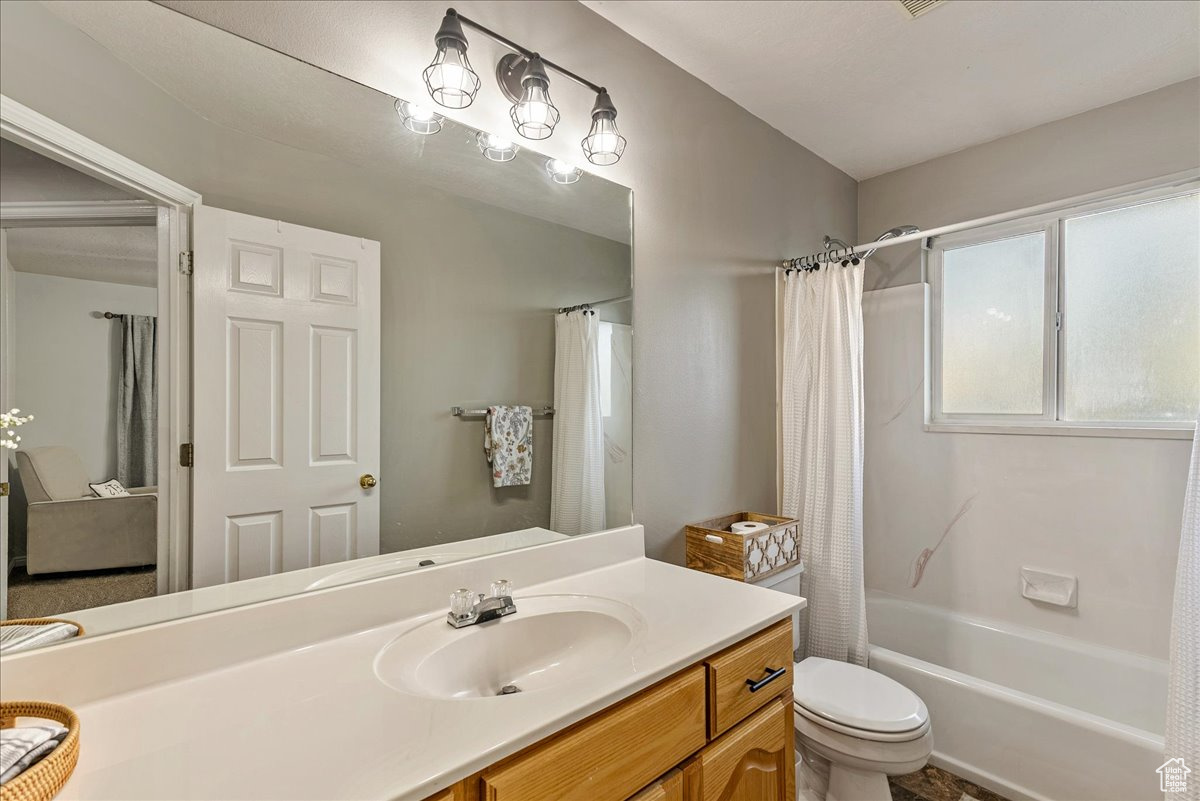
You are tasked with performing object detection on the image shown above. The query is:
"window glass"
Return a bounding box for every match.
[941,232,1046,414]
[1062,193,1200,422]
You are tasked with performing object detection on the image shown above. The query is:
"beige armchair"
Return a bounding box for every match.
[14,446,156,575]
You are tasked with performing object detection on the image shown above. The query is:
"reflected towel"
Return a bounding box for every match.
[484,406,532,487]
[0,725,68,784]
[0,622,79,655]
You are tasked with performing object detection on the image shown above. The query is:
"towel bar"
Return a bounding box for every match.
[451,405,555,417]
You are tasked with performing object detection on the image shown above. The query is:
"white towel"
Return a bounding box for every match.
[0,725,68,784]
[483,406,532,487]
[0,622,79,655]
[1165,420,1200,799]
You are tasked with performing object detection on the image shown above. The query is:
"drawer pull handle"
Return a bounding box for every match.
[745,666,787,693]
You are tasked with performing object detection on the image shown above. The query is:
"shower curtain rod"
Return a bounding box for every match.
[780,169,1200,271]
[558,294,631,314]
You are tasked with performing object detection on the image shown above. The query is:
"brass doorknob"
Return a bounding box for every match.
[360,474,377,489]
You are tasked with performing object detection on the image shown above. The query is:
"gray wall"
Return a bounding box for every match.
[856,78,1199,657]
[858,78,1200,290]
[379,197,630,551]
[151,0,860,564]
[0,0,633,555]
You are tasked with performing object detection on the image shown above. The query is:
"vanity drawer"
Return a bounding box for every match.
[705,618,792,737]
[480,666,707,801]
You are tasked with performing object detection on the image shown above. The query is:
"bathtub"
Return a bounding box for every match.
[866,592,1167,801]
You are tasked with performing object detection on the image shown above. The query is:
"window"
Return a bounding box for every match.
[930,181,1199,435]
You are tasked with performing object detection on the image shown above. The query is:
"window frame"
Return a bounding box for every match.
[926,177,1200,439]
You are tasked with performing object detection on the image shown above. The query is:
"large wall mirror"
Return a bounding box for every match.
[0,0,632,652]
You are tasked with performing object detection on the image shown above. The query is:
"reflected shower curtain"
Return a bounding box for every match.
[117,314,157,487]
[782,263,868,666]
[1165,420,1199,799]
[551,310,605,536]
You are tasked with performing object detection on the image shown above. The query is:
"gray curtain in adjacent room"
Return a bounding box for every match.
[117,314,157,487]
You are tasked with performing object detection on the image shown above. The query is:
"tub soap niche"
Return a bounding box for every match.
[1020,566,1078,608]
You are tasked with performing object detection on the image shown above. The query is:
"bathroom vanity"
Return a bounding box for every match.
[426,618,795,801]
[0,526,803,800]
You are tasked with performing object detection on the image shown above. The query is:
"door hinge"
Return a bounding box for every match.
[0,482,8,498]
[179,443,194,468]
[1055,311,1062,331]
[179,251,194,275]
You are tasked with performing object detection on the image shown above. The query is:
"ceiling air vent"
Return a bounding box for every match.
[896,0,947,18]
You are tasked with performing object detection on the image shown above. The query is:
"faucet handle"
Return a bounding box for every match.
[450,588,474,619]
[490,579,513,599]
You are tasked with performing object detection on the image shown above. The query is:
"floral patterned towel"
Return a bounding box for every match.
[484,406,532,487]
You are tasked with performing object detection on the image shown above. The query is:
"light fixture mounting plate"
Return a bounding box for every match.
[495,52,527,103]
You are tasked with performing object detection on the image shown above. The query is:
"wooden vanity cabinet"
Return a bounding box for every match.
[425,618,794,801]
[681,696,795,801]
[629,770,683,801]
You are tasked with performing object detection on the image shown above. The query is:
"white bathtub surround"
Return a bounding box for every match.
[862,283,1190,659]
[1165,421,1200,797]
[868,592,1167,801]
[0,525,803,800]
[551,310,605,536]
[782,263,869,665]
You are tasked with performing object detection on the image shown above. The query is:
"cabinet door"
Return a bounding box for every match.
[684,695,795,801]
[629,769,683,801]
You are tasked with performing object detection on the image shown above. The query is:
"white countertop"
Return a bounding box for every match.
[66,528,568,638]
[55,556,802,800]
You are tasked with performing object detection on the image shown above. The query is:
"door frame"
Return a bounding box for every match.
[0,94,202,595]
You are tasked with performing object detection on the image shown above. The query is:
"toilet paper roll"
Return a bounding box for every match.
[730,521,769,535]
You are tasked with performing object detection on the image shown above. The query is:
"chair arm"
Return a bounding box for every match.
[27,493,158,529]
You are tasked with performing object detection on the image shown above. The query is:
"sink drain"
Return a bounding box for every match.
[498,684,521,695]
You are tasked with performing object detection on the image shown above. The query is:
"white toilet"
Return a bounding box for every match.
[792,656,932,801]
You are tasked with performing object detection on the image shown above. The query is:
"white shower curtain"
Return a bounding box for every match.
[1165,420,1200,799]
[781,264,869,666]
[551,310,605,536]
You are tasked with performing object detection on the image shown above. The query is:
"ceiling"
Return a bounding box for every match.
[6,226,158,287]
[580,0,1200,179]
[41,0,632,244]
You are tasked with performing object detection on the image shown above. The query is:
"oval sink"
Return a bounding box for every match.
[374,595,645,699]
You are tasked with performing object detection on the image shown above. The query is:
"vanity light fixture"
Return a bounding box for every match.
[508,55,560,141]
[477,131,519,162]
[581,90,626,166]
[396,99,444,135]
[423,8,627,164]
[422,10,481,109]
[545,158,582,185]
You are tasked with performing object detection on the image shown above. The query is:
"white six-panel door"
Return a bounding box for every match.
[192,206,380,588]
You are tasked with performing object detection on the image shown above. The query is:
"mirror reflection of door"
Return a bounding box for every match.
[191,205,381,588]
[0,139,162,620]
[0,0,634,650]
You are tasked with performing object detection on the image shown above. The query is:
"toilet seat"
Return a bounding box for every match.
[792,657,928,742]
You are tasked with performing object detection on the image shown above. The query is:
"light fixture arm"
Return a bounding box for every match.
[447,8,605,95]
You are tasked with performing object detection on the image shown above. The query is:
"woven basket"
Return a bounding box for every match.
[0,619,85,638]
[0,701,80,801]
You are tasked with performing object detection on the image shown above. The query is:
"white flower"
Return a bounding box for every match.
[1,409,34,450]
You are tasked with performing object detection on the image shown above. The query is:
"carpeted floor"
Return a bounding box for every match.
[6,565,156,619]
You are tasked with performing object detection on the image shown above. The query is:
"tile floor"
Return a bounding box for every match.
[889,765,1011,801]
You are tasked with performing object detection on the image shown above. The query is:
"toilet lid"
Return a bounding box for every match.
[793,657,928,734]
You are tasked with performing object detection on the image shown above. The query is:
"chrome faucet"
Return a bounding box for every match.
[447,580,516,628]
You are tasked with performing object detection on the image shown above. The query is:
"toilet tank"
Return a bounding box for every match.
[753,561,804,656]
